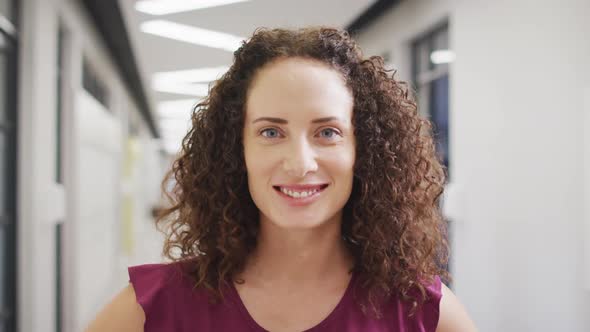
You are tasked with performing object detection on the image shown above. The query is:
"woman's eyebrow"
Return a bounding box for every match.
[252,117,288,124]
[311,116,341,124]
[251,116,343,124]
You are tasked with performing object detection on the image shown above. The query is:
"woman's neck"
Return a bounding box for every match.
[241,213,354,286]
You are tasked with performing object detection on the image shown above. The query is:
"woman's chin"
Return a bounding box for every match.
[262,211,340,231]
[275,220,324,230]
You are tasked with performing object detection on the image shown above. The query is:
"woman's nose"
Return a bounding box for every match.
[282,138,318,178]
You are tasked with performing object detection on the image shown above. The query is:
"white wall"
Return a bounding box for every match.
[354,0,590,330]
[18,0,60,330]
[585,84,590,293]
[74,90,124,330]
[18,0,166,331]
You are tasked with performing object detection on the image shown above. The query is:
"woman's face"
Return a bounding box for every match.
[243,57,355,230]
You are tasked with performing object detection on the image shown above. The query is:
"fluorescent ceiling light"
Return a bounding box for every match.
[163,139,184,154]
[153,67,228,97]
[159,121,192,140]
[154,66,230,84]
[160,129,186,152]
[157,99,202,119]
[158,100,197,133]
[161,133,190,153]
[158,99,201,112]
[157,99,206,154]
[140,20,244,52]
[153,81,210,97]
[136,0,250,15]
[159,121,191,132]
[430,50,456,64]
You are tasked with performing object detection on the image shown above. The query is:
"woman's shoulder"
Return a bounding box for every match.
[417,275,443,329]
[393,275,476,332]
[127,261,217,330]
[127,261,255,331]
[381,275,443,331]
[128,262,185,291]
[86,262,199,331]
[128,261,204,310]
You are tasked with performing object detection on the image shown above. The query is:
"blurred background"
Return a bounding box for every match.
[1,0,589,331]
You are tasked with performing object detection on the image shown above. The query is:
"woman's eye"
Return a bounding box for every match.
[261,128,281,138]
[318,128,340,139]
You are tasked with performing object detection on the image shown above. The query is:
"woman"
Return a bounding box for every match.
[87,27,477,331]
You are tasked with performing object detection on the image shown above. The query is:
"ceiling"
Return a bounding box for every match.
[119,0,377,153]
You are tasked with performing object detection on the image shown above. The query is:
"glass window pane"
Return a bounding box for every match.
[430,75,450,169]
[431,27,450,72]
[56,27,64,183]
[417,84,431,119]
[0,1,15,329]
[418,41,430,75]
[433,27,449,51]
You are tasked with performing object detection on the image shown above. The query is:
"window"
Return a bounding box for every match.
[0,1,18,331]
[82,57,110,108]
[412,21,451,172]
[411,21,452,278]
[54,23,67,332]
[56,25,65,183]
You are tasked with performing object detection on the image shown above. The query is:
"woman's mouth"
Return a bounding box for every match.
[272,184,329,205]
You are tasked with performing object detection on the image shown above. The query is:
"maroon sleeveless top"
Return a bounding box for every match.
[129,263,442,331]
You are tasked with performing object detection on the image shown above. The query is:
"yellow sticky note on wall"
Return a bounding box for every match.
[121,195,135,255]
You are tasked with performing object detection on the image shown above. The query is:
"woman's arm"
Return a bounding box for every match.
[85,284,145,332]
[436,283,478,332]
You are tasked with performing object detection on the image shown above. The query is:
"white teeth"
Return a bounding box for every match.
[279,187,320,198]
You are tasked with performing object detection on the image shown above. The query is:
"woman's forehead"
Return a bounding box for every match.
[245,58,353,121]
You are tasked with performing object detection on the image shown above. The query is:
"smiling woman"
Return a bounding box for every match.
[86,27,477,332]
[244,58,355,231]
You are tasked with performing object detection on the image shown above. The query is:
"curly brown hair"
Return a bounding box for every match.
[157,26,449,316]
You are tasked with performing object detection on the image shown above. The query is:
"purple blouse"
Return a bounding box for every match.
[129,263,442,331]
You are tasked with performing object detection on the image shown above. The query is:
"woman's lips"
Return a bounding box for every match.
[272,184,329,206]
[274,184,329,191]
